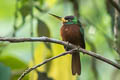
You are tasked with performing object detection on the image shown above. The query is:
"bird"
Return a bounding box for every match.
[49,13,85,75]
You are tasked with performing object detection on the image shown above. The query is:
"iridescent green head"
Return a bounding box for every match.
[49,13,78,24]
[63,16,78,24]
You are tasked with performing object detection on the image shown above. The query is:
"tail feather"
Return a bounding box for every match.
[72,52,81,75]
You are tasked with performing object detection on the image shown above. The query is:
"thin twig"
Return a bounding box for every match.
[78,48,120,69]
[13,0,19,37]
[70,0,79,18]
[30,0,34,79]
[87,39,99,80]
[18,49,76,80]
[0,37,120,68]
[0,37,119,79]
[30,0,35,61]
[0,37,74,47]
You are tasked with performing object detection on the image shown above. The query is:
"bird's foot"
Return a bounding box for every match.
[67,41,70,46]
[75,46,80,53]
[65,41,70,50]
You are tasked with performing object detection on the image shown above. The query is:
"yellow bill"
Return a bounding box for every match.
[49,13,68,22]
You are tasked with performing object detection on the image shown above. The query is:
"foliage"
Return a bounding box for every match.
[0,0,120,80]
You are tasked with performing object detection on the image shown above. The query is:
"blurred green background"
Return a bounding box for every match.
[0,0,120,80]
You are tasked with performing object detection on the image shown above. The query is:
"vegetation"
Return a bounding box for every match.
[0,0,120,80]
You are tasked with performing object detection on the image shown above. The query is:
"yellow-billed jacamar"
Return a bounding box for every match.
[49,13,85,75]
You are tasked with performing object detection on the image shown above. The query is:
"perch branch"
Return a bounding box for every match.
[0,37,120,68]
[0,37,74,47]
[18,49,76,80]
[0,37,119,79]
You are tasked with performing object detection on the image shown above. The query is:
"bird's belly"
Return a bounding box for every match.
[60,25,82,45]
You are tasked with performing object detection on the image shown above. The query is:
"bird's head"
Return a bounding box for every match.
[49,13,78,24]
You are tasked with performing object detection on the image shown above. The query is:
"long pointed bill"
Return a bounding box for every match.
[49,13,67,22]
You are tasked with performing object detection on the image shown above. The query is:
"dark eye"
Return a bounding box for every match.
[68,19,72,21]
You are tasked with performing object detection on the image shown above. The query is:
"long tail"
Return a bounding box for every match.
[72,52,81,75]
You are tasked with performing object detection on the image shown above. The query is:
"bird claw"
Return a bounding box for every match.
[64,41,70,50]
[66,41,69,46]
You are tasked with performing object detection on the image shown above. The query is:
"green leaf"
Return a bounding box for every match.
[19,3,31,25]
[37,19,51,50]
[0,56,27,70]
[20,0,29,6]
[0,63,11,80]
[19,3,31,17]
[37,19,50,37]
[39,0,44,6]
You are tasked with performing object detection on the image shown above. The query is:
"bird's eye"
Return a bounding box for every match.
[68,19,72,22]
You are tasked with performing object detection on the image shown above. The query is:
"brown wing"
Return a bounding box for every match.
[60,24,85,75]
[60,24,85,50]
